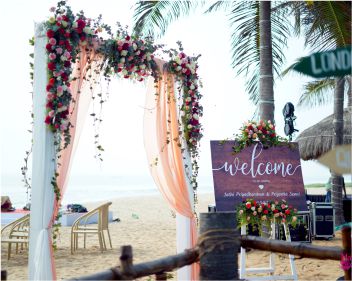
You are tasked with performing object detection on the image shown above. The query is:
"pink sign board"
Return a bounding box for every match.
[210,141,307,211]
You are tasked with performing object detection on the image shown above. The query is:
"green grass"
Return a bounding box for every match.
[305,182,352,188]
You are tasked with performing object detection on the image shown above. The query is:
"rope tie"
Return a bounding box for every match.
[197,229,240,258]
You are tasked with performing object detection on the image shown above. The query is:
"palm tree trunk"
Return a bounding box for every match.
[331,77,345,226]
[259,1,275,123]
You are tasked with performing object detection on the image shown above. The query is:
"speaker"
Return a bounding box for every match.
[310,202,335,239]
[343,198,351,222]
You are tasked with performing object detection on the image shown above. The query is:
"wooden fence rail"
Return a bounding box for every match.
[68,212,347,280]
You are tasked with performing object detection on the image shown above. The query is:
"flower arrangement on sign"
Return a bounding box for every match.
[236,198,298,231]
[233,120,288,153]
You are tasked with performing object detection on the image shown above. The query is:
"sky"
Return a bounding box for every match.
[0,0,339,200]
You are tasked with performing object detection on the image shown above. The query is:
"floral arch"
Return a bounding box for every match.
[29,2,202,280]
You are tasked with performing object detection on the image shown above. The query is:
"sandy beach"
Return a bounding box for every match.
[1,192,346,280]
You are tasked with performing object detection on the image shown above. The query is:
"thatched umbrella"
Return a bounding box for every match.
[295,108,352,160]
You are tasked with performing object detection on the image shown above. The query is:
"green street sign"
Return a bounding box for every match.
[293,46,351,78]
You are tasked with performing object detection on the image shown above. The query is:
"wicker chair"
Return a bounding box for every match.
[1,214,30,259]
[71,202,112,254]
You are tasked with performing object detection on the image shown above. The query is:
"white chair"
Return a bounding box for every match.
[71,202,112,254]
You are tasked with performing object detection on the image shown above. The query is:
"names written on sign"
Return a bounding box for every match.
[213,143,301,178]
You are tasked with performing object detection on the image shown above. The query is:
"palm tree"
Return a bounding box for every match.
[288,1,351,225]
[132,1,292,123]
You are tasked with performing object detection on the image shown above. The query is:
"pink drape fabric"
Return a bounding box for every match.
[144,59,199,280]
[48,48,102,279]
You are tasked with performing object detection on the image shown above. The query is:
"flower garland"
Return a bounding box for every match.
[236,198,298,232]
[167,44,203,192]
[233,120,288,153]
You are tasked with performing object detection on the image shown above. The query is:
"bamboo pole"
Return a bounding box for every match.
[241,235,342,260]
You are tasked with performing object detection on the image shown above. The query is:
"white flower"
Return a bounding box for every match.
[83,27,91,34]
[140,64,146,70]
[175,57,181,64]
[121,50,128,56]
[48,17,56,24]
[120,57,125,63]
[193,113,199,120]
[176,66,182,71]
[190,84,195,90]
[186,97,192,102]
[122,69,128,76]
[72,22,78,28]
[239,210,243,215]
[251,206,256,211]
[187,124,193,129]
[61,21,68,28]
[133,43,137,50]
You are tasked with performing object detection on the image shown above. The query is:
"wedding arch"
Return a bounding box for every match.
[28,2,202,280]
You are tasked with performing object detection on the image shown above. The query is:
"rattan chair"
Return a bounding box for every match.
[1,214,30,259]
[71,202,112,254]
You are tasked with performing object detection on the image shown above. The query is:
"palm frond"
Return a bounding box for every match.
[280,58,305,78]
[298,79,335,108]
[301,1,351,50]
[228,1,291,104]
[132,1,198,38]
[204,1,231,13]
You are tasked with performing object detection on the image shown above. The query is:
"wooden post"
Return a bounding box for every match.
[341,226,351,281]
[120,245,134,280]
[198,212,239,280]
[1,270,7,280]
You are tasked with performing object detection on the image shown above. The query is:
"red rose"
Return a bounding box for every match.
[245,202,251,209]
[267,203,271,208]
[125,35,130,41]
[54,123,59,129]
[46,43,53,51]
[46,29,55,38]
[124,75,130,79]
[273,209,279,213]
[285,209,290,215]
[62,15,69,21]
[46,101,53,109]
[58,28,65,35]
[263,209,268,214]
[64,32,71,38]
[253,200,257,206]
[59,40,65,46]
[45,115,52,124]
[80,35,86,41]
[58,102,63,108]
[48,78,55,85]
[122,43,129,50]
[47,62,55,71]
[61,73,68,81]
[77,19,86,29]
[46,84,52,91]
[64,61,71,68]
[117,68,122,73]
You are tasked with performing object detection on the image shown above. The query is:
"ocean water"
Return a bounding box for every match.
[1,174,214,209]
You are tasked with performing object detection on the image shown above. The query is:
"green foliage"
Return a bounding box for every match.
[133,1,292,106]
[133,1,197,38]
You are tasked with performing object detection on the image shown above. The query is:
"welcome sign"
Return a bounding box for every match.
[210,141,307,211]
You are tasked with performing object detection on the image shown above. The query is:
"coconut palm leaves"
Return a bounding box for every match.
[133,1,198,37]
[132,0,291,108]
